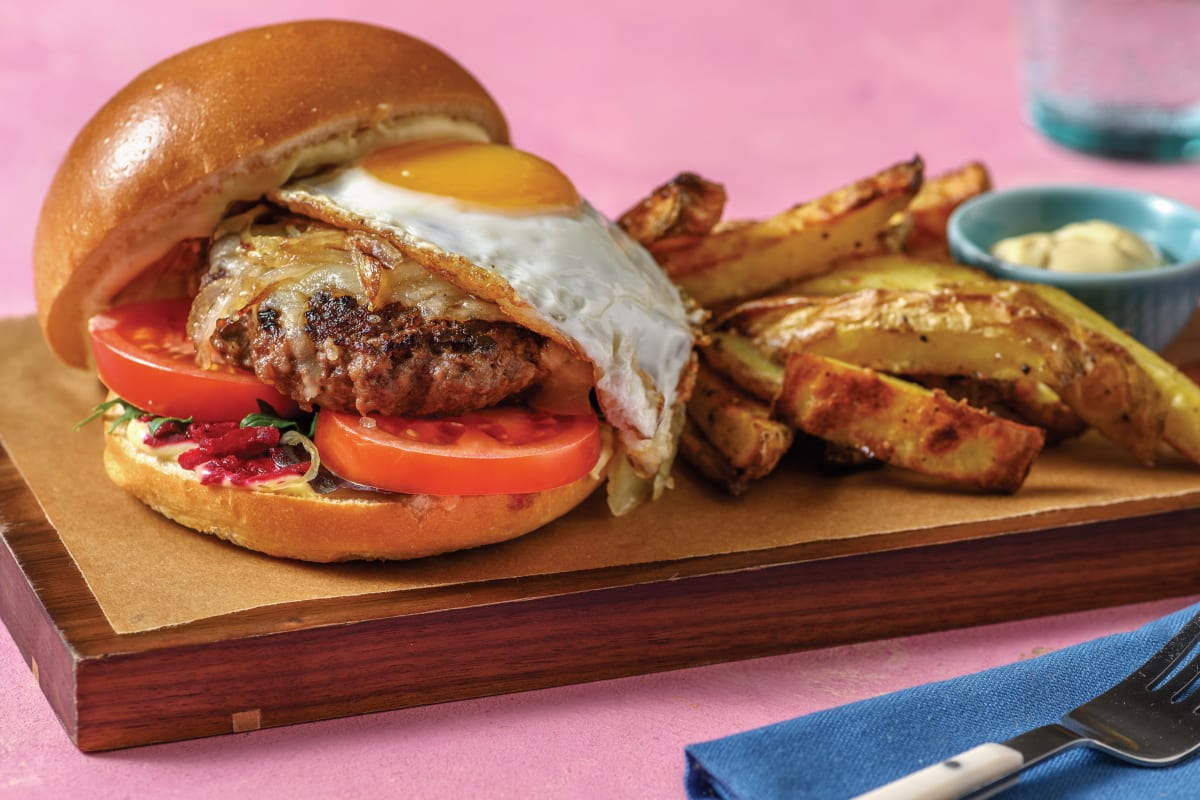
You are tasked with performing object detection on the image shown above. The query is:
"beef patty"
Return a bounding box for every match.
[189,215,548,417]
[212,291,546,417]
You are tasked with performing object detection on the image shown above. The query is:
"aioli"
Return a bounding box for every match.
[991,220,1163,274]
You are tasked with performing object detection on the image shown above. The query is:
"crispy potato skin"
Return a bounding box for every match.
[617,172,727,247]
[726,285,1167,465]
[679,420,751,496]
[775,353,1045,493]
[700,331,784,404]
[623,156,1195,495]
[1028,284,1194,461]
[648,158,923,307]
[911,375,1087,445]
[725,286,1093,390]
[788,253,990,296]
[686,361,793,484]
[902,161,992,256]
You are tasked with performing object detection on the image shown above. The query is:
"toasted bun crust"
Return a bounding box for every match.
[103,421,607,562]
[35,20,509,368]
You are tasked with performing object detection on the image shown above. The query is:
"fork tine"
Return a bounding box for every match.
[1160,653,1200,702]
[1133,611,1200,688]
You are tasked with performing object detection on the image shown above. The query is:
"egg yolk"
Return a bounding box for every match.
[361,139,581,214]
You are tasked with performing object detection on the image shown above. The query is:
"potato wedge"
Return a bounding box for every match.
[1003,379,1088,442]
[788,253,992,296]
[912,375,1087,444]
[687,361,794,480]
[1052,333,1165,462]
[705,326,1087,444]
[617,172,727,246]
[700,331,784,403]
[649,157,924,307]
[1024,284,1200,462]
[725,286,1092,389]
[817,440,883,474]
[902,161,991,253]
[776,252,1106,448]
[725,284,1167,463]
[679,420,753,496]
[775,353,1045,493]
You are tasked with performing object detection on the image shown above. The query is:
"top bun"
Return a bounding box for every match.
[34,20,510,367]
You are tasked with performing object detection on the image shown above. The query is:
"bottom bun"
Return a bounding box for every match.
[103,422,608,562]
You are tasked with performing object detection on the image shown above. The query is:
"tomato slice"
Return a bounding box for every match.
[314,407,602,495]
[88,298,297,421]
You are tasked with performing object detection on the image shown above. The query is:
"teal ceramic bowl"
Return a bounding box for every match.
[947,185,1200,351]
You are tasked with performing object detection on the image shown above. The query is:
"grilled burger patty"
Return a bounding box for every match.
[189,214,549,417]
[212,291,546,416]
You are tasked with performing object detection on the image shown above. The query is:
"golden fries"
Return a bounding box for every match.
[725,285,1168,464]
[686,361,794,484]
[816,440,884,474]
[1026,284,1200,461]
[723,286,1092,390]
[902,161,992,255]
[678,419,749,494]
[617,172,727,246]
[788,253,992,296]
[699,331,784,403]
[649,157,923,307]
[775,353,1045,493]
[912,375,1088,445]
[621,156,1199,495]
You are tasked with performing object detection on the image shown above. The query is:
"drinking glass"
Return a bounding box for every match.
[1019,0,1200,160]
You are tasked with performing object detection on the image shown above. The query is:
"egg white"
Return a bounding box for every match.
[273,164,695,476]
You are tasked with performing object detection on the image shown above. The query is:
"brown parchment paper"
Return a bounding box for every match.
[3,315,1200,634]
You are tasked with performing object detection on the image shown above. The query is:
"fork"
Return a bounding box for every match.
[853,610,1200,799]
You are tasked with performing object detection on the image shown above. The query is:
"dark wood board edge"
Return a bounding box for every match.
[10,426,1200,661]
[0,495,80,744]
[5,442,1200,750]
[114,489,1198,654]
[68,504,1200,751]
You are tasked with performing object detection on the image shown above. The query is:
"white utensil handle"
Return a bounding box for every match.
[852,743,1025,800]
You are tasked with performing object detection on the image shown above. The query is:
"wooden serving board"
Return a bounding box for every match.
[5,438,1200,753]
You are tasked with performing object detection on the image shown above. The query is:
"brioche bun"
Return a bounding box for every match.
[39,21,613,562]
[35,19,509,367]
[104,419,608,562]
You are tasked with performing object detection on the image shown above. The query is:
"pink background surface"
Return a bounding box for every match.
[2,1,1200,798]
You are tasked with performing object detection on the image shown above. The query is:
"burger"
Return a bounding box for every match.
[33,20,696,562]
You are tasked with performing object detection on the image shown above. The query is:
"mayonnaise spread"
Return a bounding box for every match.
[991,220,1163,274]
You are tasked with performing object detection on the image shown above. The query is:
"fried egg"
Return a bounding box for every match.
[272,139,695,480]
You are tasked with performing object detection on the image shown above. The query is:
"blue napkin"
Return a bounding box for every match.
[685,602,1200,799]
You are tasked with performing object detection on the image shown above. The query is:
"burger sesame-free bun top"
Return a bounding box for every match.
[34,19,511,367]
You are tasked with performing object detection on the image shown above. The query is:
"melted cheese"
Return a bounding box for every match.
[189,218,509,404]
[273,170,696,479]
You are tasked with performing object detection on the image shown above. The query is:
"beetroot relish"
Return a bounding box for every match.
[143,418,311,486]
